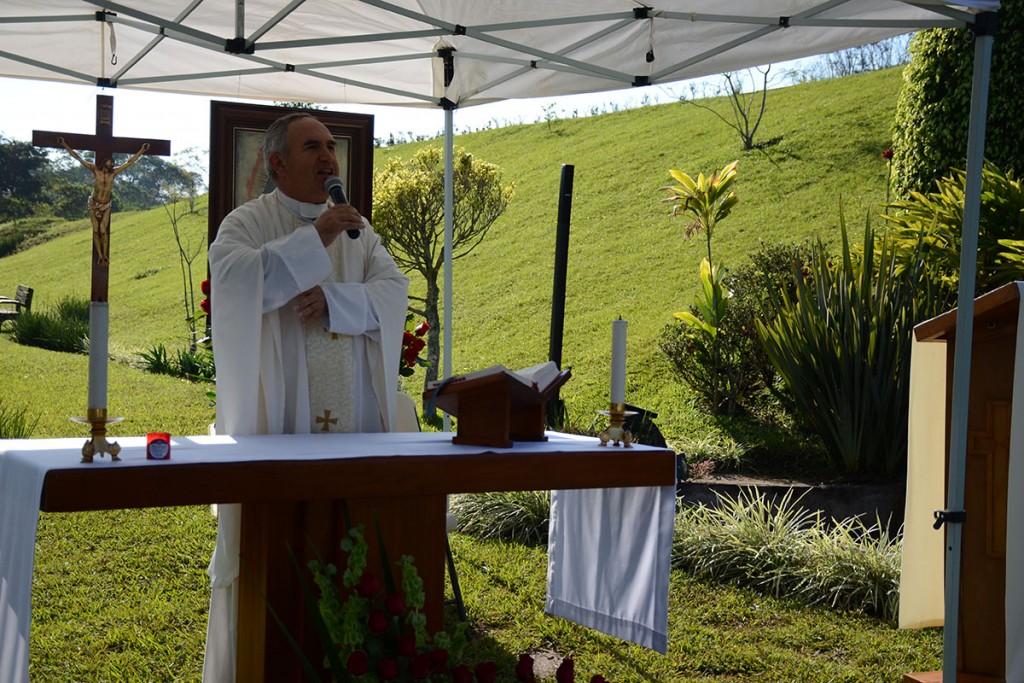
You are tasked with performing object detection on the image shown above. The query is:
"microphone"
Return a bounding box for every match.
[324,175,360,239]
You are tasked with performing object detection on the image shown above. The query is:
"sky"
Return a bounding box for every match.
[0,75,693,173]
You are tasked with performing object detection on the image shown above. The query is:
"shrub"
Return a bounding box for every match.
[10,295,89,353]
[673,488,902,621]
[892,1,1024,197]
[881,161,1024,304]
[140,343,215,382]
[448,491,550,545]
[757,213,943,480]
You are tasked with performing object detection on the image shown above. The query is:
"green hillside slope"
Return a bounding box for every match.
[1,67,902,446]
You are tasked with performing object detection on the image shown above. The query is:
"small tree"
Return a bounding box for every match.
[659,161,741,414]
[372,146,515,416]
[160,182,205,352]
[682,67,771,151]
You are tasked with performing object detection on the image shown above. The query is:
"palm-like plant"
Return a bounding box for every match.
[662,160,739,267]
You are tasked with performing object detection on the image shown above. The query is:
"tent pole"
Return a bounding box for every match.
[442,107,454,432]
[941,13,995,683]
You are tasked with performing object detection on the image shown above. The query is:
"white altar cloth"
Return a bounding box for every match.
[0,431,673,681]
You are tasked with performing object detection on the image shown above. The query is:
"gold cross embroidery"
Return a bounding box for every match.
[316,409,338,432]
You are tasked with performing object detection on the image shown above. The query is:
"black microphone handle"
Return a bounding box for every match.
[325,182,360,239]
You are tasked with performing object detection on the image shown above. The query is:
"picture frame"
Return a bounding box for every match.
[207,101,375,246]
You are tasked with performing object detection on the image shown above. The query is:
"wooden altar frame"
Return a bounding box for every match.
[207,101,375,246]
[37,434,675,683]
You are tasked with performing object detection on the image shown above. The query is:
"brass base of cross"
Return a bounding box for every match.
[72,409,124,463]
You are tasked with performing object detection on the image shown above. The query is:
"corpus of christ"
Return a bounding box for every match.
[33,94,170,462]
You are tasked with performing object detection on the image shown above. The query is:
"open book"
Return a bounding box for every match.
[426,360,569,395]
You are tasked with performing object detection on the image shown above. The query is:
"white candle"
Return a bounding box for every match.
[88,302,109,411]
[610,318,627,405]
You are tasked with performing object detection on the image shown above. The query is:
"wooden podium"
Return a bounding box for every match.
[905,283,1022,683]
[426,368,570,447]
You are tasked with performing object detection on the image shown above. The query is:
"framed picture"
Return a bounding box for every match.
[207,101,375,246]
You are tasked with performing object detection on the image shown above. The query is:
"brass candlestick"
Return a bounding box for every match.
[71,408,123,463]
[598,402,635,448]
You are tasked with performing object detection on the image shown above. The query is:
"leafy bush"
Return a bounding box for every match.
[0,400,39,438]
[892,0,1023,196]
[757,214,942,480]
[448,491,551,545]
[881,161,1024,304]
[673,488,902,621]
[660,240,816,418]
[10,295,89,353]
[140,343,215,382]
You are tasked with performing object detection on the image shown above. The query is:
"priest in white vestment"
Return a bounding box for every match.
[202,112,409,683]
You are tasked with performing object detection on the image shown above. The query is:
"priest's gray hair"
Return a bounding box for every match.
[263,112,316,180]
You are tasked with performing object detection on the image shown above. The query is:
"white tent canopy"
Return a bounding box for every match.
[0,1,999,109]
[0,3,1004,681]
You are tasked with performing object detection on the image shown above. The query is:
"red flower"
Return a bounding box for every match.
[346,650,368,676]
[403,330,416,345]
[515,653,537,682]
[410,652,432,679]
[201,279,211,296]
[474,661,498,683]
[556,657,575,683]
[367,609,389,634]
[881,148,894,160]
[429,647,450,673]
[452,665,474,683]
[357,570,381,597]
[385,591,405,616]
[414,321,429,336]
[409,337,426,354]
[403,346,420,368]
[200,298,210,315]
[378,658,399,680]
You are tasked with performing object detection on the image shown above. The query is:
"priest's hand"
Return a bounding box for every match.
[293,286,327,328]
[314,203,364,246]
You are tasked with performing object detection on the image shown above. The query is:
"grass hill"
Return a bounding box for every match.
[1,67,902,453]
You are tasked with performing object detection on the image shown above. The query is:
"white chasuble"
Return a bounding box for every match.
[203,188,408,683]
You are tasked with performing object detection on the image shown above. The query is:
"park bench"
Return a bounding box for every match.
[0,284,33,330]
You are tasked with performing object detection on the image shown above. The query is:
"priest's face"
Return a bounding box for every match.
[271,116,339,204]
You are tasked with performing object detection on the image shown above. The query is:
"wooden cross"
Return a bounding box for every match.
[33,94,171,302]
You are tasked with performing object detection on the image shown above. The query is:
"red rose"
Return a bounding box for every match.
[357,570,381,597]
[200,279,210,296]
[378,658,399,680]
[346,650,368,676]
[515,653,537,682]
[414,321,429,336]
[410,337,426,353]
[881,148,894,160]
[452,665,473,683]
[475,661,498,683]
[200,298,210,314]
[556,657,575,683]
[367,609,389,634]
[403,330,415,345]
[429,647,450,673]
[385,591,405,616]
[403,346,419,367]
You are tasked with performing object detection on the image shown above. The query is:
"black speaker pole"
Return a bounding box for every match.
[547,164,573,428]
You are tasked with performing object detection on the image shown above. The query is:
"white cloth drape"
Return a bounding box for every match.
[0,446,48,683]
[546,485,675,653]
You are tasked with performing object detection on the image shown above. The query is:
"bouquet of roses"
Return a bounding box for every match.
[401,313,430,377]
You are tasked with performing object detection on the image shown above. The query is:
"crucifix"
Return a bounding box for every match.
[33,94,171,462]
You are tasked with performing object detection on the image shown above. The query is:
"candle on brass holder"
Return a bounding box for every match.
[598,402,635,448]
[71,409,123,463]
[598,319,633,446]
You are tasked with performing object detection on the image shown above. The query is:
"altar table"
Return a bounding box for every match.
[0,430,674,682]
